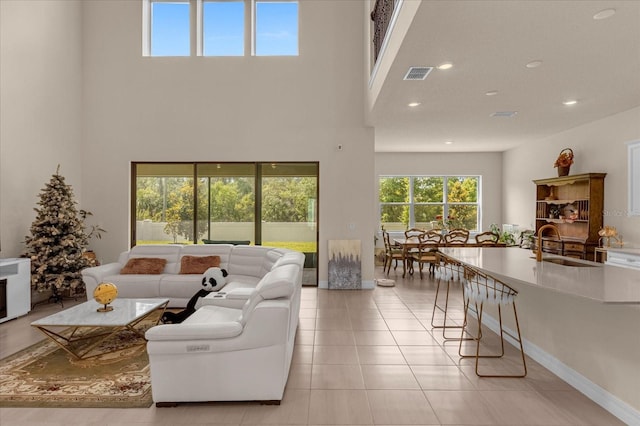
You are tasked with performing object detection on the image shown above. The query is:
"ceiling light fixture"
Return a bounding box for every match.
[437,62,453,70]
[593,8,616,20]
[485,90,498,96]
[526,60,543,68]
[563,100,578,106]
[444,140,453,145]
[491,111,518,118]
[408,102,421,107]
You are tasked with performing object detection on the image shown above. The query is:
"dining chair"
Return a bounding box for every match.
[410,230,442,278]
[458,264,527,378]
[474,231,499,246]
[403,228,425,275]
[382,230,404,275]
[444,228,470,245]
[404,228,425,238]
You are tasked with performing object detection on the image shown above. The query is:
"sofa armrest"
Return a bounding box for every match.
[81,262,123,298]
[225,288,255,300]
[145,322,243,341]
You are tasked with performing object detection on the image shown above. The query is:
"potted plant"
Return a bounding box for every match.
[489,223,517,246]
[554,148,574,176]
[79,209,106,266]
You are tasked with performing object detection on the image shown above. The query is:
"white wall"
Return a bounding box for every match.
[79,0,376,285]
[503,106,640,245]
[375,151,503,232]
[0,0,84,257]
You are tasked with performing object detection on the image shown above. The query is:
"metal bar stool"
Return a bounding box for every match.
[458,264,527,378]
[431,252,474,341]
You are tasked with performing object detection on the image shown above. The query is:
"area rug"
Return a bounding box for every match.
[0,312,164,408]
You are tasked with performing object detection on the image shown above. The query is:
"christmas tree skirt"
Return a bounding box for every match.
[0,314,162,408]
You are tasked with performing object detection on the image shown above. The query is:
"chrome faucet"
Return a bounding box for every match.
[536,224,561,262]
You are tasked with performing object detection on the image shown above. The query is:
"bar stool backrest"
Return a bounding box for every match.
[462,265,517,305]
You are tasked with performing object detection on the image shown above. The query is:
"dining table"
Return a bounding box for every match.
[393,237,506,278]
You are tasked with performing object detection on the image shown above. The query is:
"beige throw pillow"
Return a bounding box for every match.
[179,255,221,274]
[120,257,167,274]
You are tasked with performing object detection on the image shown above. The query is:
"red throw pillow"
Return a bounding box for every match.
[120,258,167,274]
[179,255,221,274]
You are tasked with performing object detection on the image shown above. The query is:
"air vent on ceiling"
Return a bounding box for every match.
[490,111,518,118]
[403,67,433,81]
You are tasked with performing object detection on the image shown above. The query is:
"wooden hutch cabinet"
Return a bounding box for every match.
[533,173,606,260]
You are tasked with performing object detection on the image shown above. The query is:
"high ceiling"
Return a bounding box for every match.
[371,0,640,153]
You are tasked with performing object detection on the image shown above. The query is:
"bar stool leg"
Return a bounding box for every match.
[432,263,475,341]
[459,300,527,378]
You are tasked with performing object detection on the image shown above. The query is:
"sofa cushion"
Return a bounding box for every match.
[159,274,206,299]
[179,255,220,274]
[256,264,297,300]
[103,274,161,298]
[273,251,305,269]
[239,264,298,325]
[120,258,167,274]
[146,305,243,341]
[228,246,276,277]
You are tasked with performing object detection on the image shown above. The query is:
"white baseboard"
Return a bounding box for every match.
[479,313,640,425]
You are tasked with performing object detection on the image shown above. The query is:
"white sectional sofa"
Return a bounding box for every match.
[146,262,301,405]
[81,244,304,308]
[82,243,304,405]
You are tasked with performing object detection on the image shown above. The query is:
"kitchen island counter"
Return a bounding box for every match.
[439,247,640,304]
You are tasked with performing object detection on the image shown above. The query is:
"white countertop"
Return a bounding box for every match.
[439,247,640,304]
[607,247,640,256]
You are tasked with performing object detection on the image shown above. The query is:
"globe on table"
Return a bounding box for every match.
[94,282,118,312]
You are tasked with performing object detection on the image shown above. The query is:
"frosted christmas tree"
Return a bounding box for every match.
[23,166,99,298]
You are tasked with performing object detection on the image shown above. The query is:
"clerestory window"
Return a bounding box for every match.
[143,0,299,57]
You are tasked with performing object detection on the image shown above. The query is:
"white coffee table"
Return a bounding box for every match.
[31,298,169,360]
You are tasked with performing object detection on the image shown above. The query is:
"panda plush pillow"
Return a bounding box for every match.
[161,267,229,324]
[201,266,228,291]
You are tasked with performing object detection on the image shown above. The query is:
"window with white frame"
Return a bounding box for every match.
[379,175,481,231]
[143,0,298,57]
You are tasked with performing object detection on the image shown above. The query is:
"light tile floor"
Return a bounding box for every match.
[0,266,626,425]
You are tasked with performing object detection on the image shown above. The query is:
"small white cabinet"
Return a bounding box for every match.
[606,248,640,270]
[0,258,31,323]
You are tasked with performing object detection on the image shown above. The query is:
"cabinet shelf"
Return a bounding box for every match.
[533,173,606,261]
[540,199,588,204]
[536,218,588,224]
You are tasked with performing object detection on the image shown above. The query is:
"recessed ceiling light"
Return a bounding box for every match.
[485,90,498,96]
[491,111,518,118]
[593,8,615,20]
[437,62,453,70]
[526,60,543,68]
[444,140,453,145]
[408,102,421,107]
[563,100,578,106]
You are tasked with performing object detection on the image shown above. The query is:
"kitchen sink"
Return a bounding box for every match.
[531,257,599,267]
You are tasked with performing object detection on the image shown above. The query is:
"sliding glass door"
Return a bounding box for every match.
[132,162,319,285]
[260,163,318,285]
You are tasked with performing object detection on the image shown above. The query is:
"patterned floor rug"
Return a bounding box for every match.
[0,312,163,408]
